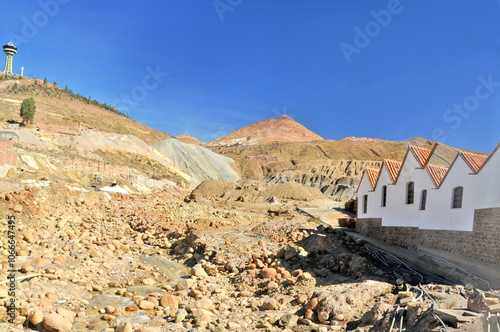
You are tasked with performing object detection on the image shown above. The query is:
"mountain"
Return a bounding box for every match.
[0,77,239,189]
[207,136,488,202]
[154,139,240,186]
[208,115,323,146]
[175,134,204,145]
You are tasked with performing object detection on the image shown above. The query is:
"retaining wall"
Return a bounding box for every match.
[356,207,500,265]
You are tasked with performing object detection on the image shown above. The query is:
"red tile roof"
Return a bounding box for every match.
[460,151,488,174]
[409,145,433,168]
[426,164,449,188]
[383,159,402,183]
[365,167,380,190]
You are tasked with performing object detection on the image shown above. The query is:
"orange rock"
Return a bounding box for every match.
[305,297,318,310]
[260,268,277,279]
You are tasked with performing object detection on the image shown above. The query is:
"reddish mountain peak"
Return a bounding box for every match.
[209,116,323,145]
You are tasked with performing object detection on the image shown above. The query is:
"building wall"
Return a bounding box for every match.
[476,151,500,208]
[356,207,500,265]
[0,140,17,167]
[357,147,500,231]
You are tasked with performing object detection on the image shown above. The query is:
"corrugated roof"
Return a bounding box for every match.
[427,164,449,188]
[460,151,488,174]
[365,167,380,190]
[409,145,433,168]
[383,159,402,183]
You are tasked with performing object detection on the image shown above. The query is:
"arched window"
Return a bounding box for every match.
[420,190,427,211]
[381,185,387,207]
[406,182,414,204]
[452,187,463,209]
[363,195,368,214]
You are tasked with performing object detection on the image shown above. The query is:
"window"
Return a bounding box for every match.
[363,195,368,214]
[420,190,427,211]
[381,185,387,207]
[452,187,463,209]
[406,182,414,204]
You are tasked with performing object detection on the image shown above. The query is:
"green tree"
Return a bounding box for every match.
[12,82,18,90]
[43,77,47,84]
[53,81,57,86]
[20,97,36,124]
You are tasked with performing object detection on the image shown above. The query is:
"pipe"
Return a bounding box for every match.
[388,306,399,332]
[399,308,405,332]
[0,273,41,285]
[365,243,448,332]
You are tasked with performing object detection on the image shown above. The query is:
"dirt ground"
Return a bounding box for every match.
[0,180,495,332]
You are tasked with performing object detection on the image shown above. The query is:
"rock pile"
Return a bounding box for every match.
[0,183,488,331]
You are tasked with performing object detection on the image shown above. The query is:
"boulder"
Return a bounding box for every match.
[43,313,73,332]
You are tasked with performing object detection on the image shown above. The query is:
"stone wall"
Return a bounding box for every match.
[356,207,500,265]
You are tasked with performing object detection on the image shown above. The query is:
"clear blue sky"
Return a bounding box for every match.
[1,1,499,152]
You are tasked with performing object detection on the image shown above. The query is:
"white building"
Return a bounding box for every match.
[357,142,500,231]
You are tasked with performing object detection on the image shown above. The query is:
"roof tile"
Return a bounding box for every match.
[365,167,380,190]
[409,145,433,168]
[460,151,488,174]
[426,164,449,188]
[383,159,402,183]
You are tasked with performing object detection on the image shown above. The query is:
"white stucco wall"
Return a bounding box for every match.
[477,149,500,207]
[357,144,500,232]
[357,173,376,218]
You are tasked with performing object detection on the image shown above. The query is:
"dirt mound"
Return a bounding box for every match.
[153,139,240,186]
[260,182,328,201]
[251,213,313,241]
[190,180,237,197]
[191,180,329,203]
[209,115,323,146]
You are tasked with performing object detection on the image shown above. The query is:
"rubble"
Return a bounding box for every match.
[0,182,493,331]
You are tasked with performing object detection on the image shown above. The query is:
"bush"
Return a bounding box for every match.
[20,97,36,124]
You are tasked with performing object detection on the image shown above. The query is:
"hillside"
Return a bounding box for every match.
[0,76,244,190]
[0,77,171,145]
[208,115,323,146]
[209,136,487,201]
[154,139,240,186]
[175,134,204,145]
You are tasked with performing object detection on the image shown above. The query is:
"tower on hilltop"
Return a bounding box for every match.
[3,42,17,75]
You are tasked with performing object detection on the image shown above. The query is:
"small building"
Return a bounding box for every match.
[0,139,17,167]
[356,142,500,265]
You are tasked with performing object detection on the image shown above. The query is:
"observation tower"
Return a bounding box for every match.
[3,42,17,75]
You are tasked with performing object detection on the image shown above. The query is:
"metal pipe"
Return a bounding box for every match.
[388,306,399,332]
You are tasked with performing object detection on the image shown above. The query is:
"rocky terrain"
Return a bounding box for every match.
[0,179,495,331]
[208,124,487,201]
[265,160,382,202]
[0,77,496,332]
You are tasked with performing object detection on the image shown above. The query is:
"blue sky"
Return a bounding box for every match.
[1,1,499,152]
